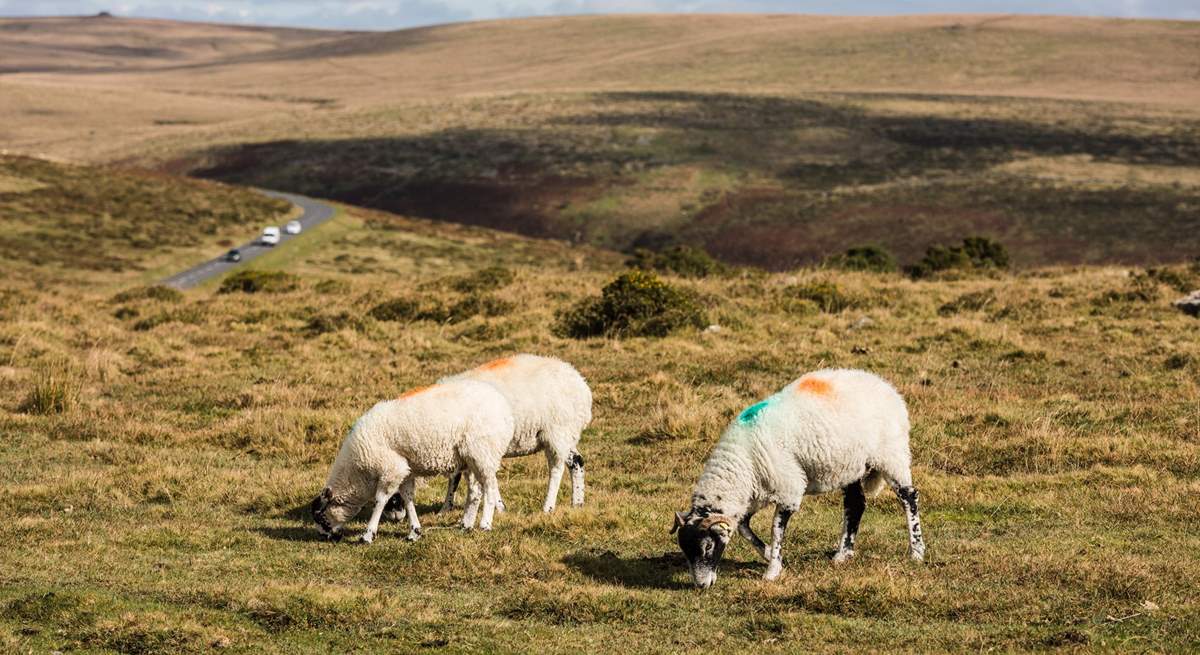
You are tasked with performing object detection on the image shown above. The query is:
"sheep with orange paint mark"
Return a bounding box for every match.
[386,354,592,518]
[311,379,513,543]
[672,369,926,588]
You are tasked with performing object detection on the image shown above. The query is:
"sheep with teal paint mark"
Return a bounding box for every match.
[672,369,926,588]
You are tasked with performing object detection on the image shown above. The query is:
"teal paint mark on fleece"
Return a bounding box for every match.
[738,398,772,424]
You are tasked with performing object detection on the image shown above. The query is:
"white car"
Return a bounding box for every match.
[285,220,302,235]
[261,226,281,246]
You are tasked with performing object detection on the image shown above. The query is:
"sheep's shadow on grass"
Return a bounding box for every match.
[562,549,761,590]
[255,526,330,543]
[260,500,447,542]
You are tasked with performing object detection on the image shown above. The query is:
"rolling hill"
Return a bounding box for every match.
[3,13,1200,268]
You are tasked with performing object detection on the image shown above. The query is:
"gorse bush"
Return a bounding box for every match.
[784,281,859,313]
[826,245,897,273]
[939,289,998,316]
[554,270,707,339]
[110,285,183,304]
[1142,265,1199,293]
[626,245,725,278]
[908,237,1009,279]
[449,266,516,293]
[369,294,512,325]
[219,270,299,294]
[305,312,364,335]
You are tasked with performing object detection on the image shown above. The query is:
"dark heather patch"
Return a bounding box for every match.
[567,452,584,470]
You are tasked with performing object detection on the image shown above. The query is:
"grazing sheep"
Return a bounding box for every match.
[672,369,925,588]
[386,354,592,518]
[311,379,513,543]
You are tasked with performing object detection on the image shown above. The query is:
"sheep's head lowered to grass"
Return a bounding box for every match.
[672,511,734,589]
[311,487,367,541]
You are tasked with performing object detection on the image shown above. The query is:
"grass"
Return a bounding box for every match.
[2,160,1199,653]
[5,13,1200,652]
[176,90,1200,270]
[0,155,289,286]
[7,16,1200,270]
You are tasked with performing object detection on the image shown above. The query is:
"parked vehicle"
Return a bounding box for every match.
[285,220,303,235]
[261,226,281,246]
[225,249,242,262]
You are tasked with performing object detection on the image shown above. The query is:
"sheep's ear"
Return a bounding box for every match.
[313,487,332,509]
[671,511,687,534]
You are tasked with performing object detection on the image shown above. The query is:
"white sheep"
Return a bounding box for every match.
[672,368,926,588]
[311,379,514,543]
[385,354,592,518]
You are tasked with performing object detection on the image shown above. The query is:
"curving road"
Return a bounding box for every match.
[162,190,336,290]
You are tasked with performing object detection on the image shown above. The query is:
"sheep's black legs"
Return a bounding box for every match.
[834,481,866,563]
[763,506,794,581]
[737,512,768,561]
[567,449,585,507]
[440,470,463,513]
[893,484,926,561]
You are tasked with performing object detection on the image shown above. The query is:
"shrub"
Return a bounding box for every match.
[20,360,81,415]
[784,281,858,313]
[939,289,997,316]
[1092,273,1162,306]
[305,312,364,335]
[369,294,512,324]
[908,237,1009,279]
[626,245,725,278]
[1165,353,1193,370]
[1143,266,1198,293]
[131,307,204,331]
[826,245,897,273]
[368,298,423,322]
[110,285,182,304]
[314,278,351,295]
[554,270,707,339]
[450,266,516,293]
[218,270,298,294]
[445,294,513,323]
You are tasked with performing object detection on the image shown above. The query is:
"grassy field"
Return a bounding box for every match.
[4,14,1200,269]
[2,158,1199,653]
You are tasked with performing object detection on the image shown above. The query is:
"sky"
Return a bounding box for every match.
[1,0,1197,30]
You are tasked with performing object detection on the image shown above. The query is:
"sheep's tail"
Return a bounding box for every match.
[862,469,888,498]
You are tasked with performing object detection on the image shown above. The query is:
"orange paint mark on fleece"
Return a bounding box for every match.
[399,385,435,400]
[797,377,833,396]
[476,357,512,372]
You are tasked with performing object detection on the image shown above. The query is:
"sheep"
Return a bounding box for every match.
[384,354,592,518]
[672,369,925,588]
[310,379,514,543]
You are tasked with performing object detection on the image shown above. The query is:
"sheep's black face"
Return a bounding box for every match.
[311,488,344,541]
[673,511,732,589]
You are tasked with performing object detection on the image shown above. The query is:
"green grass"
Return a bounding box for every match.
[0,155,290,287]
[2,154,1199,653]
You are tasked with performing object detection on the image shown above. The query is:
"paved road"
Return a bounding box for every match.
[162,190,336,290]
